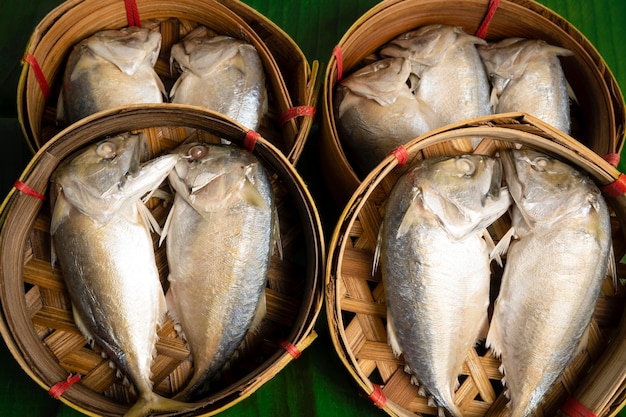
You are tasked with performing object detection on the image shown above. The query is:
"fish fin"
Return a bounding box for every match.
[248,293,267,336]
[490,226,516,264]
[397,188,429,238]
[71,306,95,348]
[420,183,474,239]
[136,201,162,235]
[56,90,66,123]
[271,206,283,260]
[242,177,269,211]
[607,244,618,292]
[481,229,501,266]
[159,202,174,247]
[164,288,187,343]
[485,317,503,359]
[489,87,500,112]
[123,392,200,417]
[566,79,579,106]
[49,187,72,237]
[372,224,382,276]
[575,326,591,359]
[386,311,403,358]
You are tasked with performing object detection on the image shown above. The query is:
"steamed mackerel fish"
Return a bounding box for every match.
[477,39,573,134]
[380,24,492,148]
[489,150,613,417]
[58,26,165,123]
[170,26,268,131]
[49,133,196,417]
[164,143,275,401]
[380,155,511,417]
[334,57,435,177]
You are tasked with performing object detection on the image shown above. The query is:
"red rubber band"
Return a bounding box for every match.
[124,0,141,27]
[278,106,316,126]
[560,396,596,417]
[603,153,620,167]
[601,173,626,198]
[279,339,301,359]
[475,0,501,39]
[333,46,344,82]
[388,145,409,167]
[22,53,51,101]
[14,180,46,201]
[48,373,81,399]
[368,384,387,408]
[244,130,260,152]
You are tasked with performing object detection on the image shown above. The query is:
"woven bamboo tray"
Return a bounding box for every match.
[0,104,325,416]
[319,0,626,207]
[325,112,626,417]
[17,0,319,163]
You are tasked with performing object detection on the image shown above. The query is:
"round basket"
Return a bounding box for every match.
[325,112,626,417]
[17,0,319,163]
[319,0,626,207]
[0,104,325,416]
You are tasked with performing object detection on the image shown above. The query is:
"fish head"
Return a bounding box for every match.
[171,33,243,77]
[84,26,162,75]
[50,133,141,227]
[500,149,595,226]
[404,154,511,239]
[380,24,486,74]
[337,57,413,112]
[169,143,269,214]
[50,133,179,228]
[478,38,573,81]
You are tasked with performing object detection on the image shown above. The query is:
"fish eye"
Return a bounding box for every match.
[187,145,209,161]
[531,156,550,171]
[455,157,476,176]
[96,141,117,159]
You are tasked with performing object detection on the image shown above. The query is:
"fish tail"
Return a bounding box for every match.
[123,392,199,417]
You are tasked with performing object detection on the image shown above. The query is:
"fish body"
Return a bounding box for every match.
[59,27,165,123]
[164,143,273,400]
[380,155,511,417]
[335,57,436,176]
[489,150,612,417]
[50,134,194,417]
[380,24,492,143]
[170,27,268,130]
[477,38,573,134]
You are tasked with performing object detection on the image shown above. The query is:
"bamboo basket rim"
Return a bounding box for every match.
[325,112,626,417]
[0,103,325,417]
[16,0,318,163]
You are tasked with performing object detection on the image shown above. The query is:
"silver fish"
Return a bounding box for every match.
[164,143,274,400]
[380,24,492,147]
[489,149,613,417]
[477,38,573,134]
[380,155,511,417]
[334,57,437,177]
[59,26,165,123]
[170,27,268,131]
[49,133,195,417]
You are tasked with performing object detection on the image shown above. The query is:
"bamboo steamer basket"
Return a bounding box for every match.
[17,0,319,163]
[325,112,626,417]
[319,0,626,207]
[0,104,325,416]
